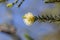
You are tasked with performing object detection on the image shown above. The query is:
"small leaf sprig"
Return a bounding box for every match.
[23,12,60,26]
[18,0,24,7]
[7,0,24,8]
[37,14,60,23]
[7,0,19,8]
[44,0,60,3]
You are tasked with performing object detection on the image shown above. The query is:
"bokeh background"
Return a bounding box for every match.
[0,0,59,40]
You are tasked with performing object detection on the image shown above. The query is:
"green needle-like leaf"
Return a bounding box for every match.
[24,34,34,40]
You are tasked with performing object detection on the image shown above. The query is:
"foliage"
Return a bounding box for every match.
[24,34,34,40]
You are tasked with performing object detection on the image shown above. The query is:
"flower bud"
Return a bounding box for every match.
[7,3,13,8]
[23,12,35,26]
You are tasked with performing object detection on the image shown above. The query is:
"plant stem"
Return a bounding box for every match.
[17,0,24,7]
[36,14,60,23]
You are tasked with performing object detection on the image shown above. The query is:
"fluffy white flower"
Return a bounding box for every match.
[23,12,35,26]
